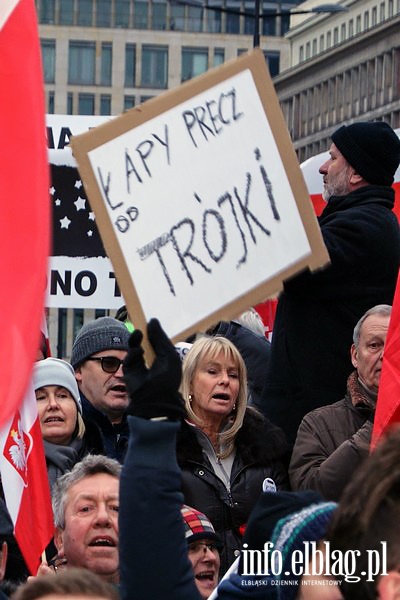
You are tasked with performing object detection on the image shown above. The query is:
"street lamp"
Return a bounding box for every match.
[173,1,348,48]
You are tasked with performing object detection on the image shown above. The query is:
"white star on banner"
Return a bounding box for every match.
[87,230,93,237]
[74,196,86,211]
[88,212,96,221]
[55,199,61,206]
[60,216,71,229]
[49,186,55,196]
[74,180,82,189]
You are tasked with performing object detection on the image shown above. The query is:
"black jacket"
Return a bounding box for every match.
[261,185,399,446]
[81,394,129,463]
[176,407,288,574]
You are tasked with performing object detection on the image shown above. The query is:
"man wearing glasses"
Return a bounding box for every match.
[71,317,131,463]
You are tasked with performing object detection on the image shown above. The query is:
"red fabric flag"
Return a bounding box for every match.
[0,381,54,574]
[371,272,400,449]
[0,0,50,428]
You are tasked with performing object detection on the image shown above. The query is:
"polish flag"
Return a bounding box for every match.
[371,273,400,449]
[0,0,50,428]
[0,0,53,574]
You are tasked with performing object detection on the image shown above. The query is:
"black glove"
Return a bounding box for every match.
[123,318,186,421]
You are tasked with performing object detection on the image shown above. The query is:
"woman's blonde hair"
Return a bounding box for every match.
[74,412,86,440]
[180,335,247,457]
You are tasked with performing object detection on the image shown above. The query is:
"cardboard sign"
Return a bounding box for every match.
[70,48,329,345]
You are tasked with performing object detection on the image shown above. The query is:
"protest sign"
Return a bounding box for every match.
[70,48,329,345]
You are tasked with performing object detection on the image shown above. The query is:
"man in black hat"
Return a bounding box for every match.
[260,121,400,448]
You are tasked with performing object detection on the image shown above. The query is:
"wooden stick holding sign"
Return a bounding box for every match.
[70,48,329,362]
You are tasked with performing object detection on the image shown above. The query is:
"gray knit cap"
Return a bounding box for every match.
[33,358,82,414]
[71,317,131,369]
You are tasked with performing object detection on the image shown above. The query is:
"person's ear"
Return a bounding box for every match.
[351,343,358,369]
[0,541,7,581]
[54,527,65,556]
[349,170,364,185]
[75,366,83,384]
[377,572,400,600]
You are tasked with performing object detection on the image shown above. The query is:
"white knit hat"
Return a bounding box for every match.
[33,358,82,414]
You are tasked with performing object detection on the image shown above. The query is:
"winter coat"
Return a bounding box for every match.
[81,394,129,463]
[289,371,374,501]
[119,417,201,600]
[261,185,399,446]
[176,407,289,574]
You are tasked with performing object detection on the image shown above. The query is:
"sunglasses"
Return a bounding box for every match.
[86,356,124,374]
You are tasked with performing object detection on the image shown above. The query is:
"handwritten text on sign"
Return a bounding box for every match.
[87,69,311,338]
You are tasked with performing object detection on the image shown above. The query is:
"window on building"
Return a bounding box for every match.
[348,19,353,36]
[124,95,135,110]
[327,31,331,47]
[48,91,55,114]
[39,0,55,24]
[357,14,362,32]
[226,2,240,34]
[116,0,131,27]
[60,0,74,25]
[141,45,168,88]
[372,7,377,25]
[388,0,394,17]
[312,38,317,55]
[261,9,277,36]
[299,45,304,62]
[41,39,56,83]
[181,47,208,82]
[101,42,112,85]
[213,48,225,67]
[78,93,95,114]
[97,0,112,26]
[206,4,221,33]
[134,1,148,28]
[77,0,93,26]
[140,95,154,103]
[363,11,369,29]
[125,43,136,87]
[264,51,280,77]
[153,0,167,30]
[380,2,385,20]
[100,94,111,115]
[171,4,185,30]
[333,27,338,44]
[340,23,346,41]
[305,41,310,59]
[319,34,324,52]
[188,5,203,32]
[68,41,96,85]
[67,92,74,115]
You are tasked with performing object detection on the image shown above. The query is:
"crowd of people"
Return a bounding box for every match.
[0,119,399,599]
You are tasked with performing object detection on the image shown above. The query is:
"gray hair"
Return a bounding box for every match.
[353,304,392,347]
[52,454,121,529]
[235,308,266,338]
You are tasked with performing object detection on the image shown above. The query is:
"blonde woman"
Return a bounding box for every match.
[177,335,288,575]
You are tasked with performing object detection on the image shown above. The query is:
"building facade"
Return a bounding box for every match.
[275,0,400,161]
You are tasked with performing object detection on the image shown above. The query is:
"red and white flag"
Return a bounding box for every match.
[0,375,54,574]
[371,273,400,449]
[0,0,50,428]
[0,0,53,574]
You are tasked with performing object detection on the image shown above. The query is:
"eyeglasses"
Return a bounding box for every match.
[188,542,220,555]
[86,356,124,374]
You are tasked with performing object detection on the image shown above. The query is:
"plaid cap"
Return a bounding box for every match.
[181,505,222,549]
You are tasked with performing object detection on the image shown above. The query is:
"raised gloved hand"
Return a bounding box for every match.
[123,318,186,421]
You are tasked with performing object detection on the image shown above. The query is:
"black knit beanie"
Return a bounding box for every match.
[332,121,400,186]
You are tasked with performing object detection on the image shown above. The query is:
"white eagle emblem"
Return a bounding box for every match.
[8,424,27,471]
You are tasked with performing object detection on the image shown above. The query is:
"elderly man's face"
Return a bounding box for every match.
[319,144,353,201]
[54,473,119,583]
[351,313,390,393]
